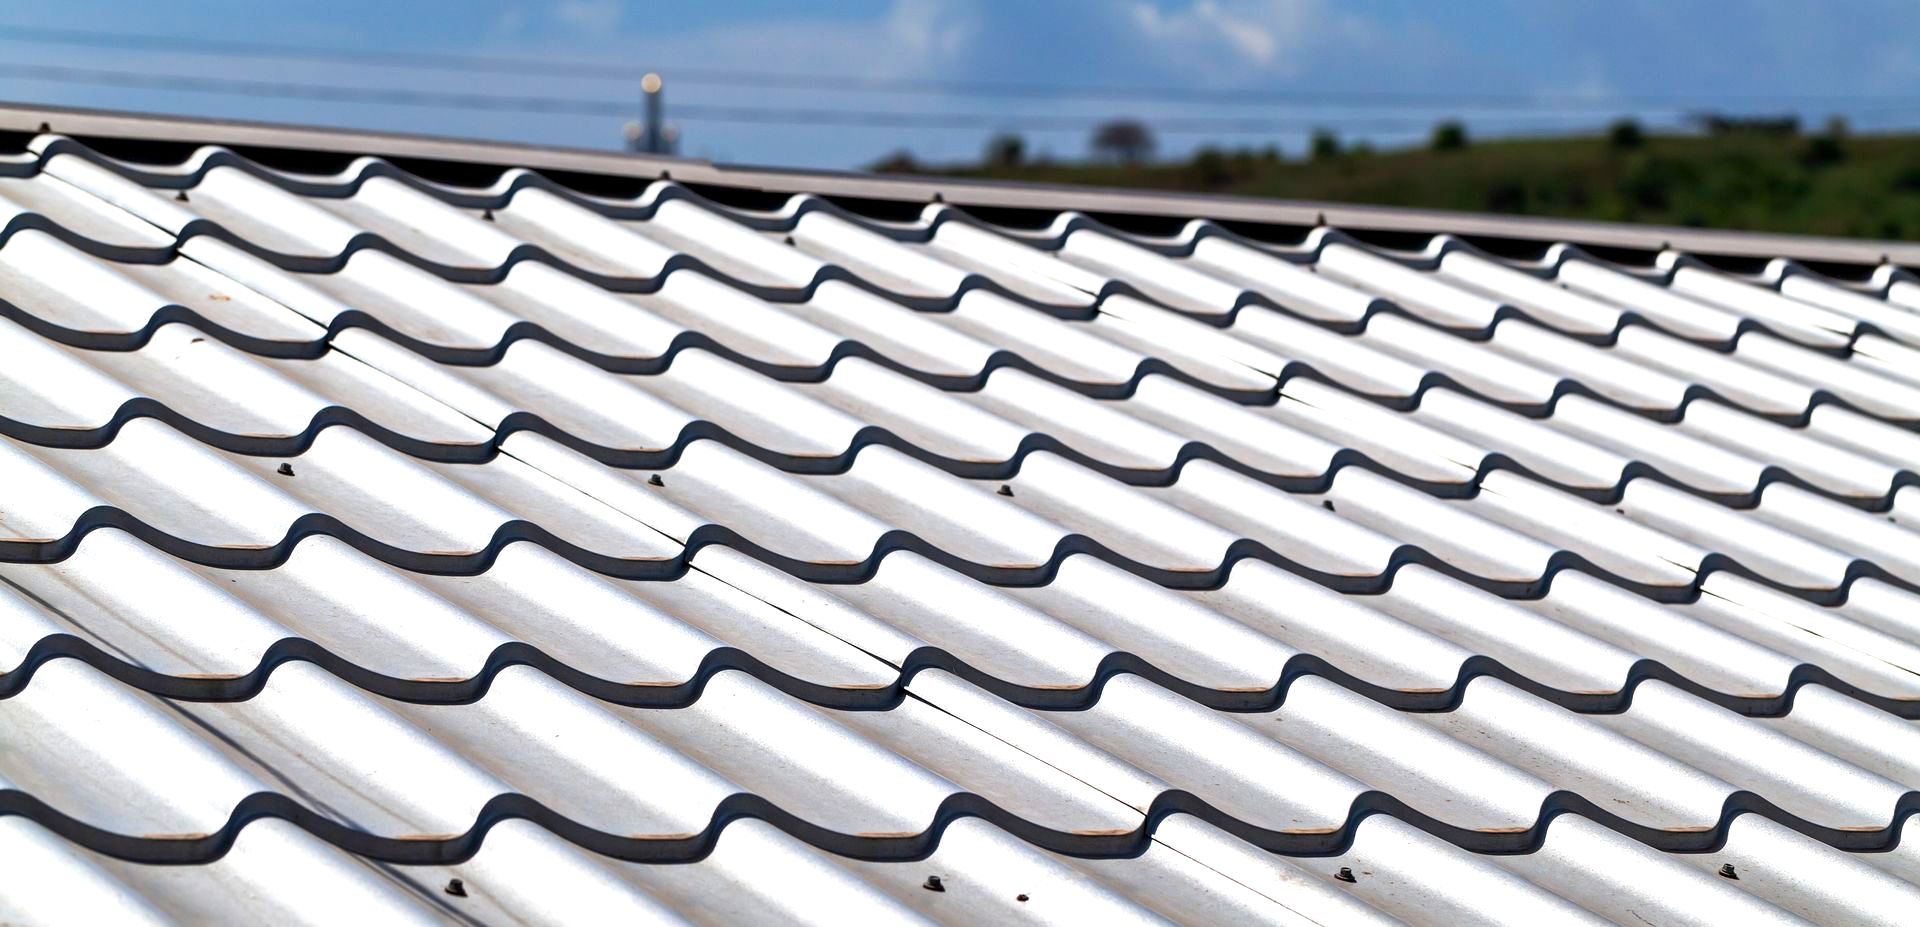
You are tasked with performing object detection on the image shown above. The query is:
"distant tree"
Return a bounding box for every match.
[1802,115,1848,167]
[1693,113,1799,136]
[1310,128,1341,161]
[1259,144,1282,163]
[983,133,1025,169]
[1190,146,1233,188]
[1431,120,1468,152]
[1091,119,1155,164]
[1607,118,1644,150]
[868,150,920,174]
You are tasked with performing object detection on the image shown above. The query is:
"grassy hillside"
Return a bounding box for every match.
[894,132,1920,240]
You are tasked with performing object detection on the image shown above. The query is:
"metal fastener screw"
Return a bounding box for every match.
[996,484,1014,497]
[1321,500,1335,512]
[445,878,468,897]
[647,474,665,487]
[174,190,190,203]
[1335,867,1357,883]
[276,463,295,476]
[1718,864,1739,880]
[922,875,945,892]
[1016,894,1029,902]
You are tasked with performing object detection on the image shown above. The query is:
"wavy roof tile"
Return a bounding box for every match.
[2,108,1920,926]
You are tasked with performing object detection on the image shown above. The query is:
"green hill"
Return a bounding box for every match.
[896,131,1920,240]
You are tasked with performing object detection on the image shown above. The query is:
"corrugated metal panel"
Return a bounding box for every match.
[2,131,1919,926]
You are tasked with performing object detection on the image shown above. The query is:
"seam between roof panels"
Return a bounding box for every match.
[7,213,1917,448]
[3,376,1914,605]
[4,784,1915,866]
[6,496,1910,610]
[577,542,1366,919]
[12,387,1913,514]
[9,558,1920,864]
[883,675,1321,922]
[16,279,1912,451]
[8,626,1919,719]
[1693,579,1920,684]
[6,291,1914,526]
[0,574,487,925]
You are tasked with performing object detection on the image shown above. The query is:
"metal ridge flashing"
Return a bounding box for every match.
[5,99,1919,269]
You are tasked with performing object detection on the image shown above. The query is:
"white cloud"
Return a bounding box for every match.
[488,4,531,37]
[884,0,975,63]
[665,0,975,79]
[1131,0,1278,64]
[1550,56,1617,103]
[554,0,623,33]
[1126,0,1370,77]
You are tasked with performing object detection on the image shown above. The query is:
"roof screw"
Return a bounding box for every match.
[276,463,295,477]
[1016,894,1029,902]
[174,190,190,203]
[931,192,945,203]
[922,875,946,892]
[996,484,1014,497]
[481,208,495,221]
[660,170,672,180]
[1321,499,1335,512]
[1335,867,1357,883]
[783,235,796,246]
[1718,863,1739,880]
[444,878,468,897]
[35,122,50,133]
[647,473,665,487]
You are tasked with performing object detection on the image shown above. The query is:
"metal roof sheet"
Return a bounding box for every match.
[1,124,1919,926]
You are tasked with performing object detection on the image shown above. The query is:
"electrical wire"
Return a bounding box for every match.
[3,23,1911,111]
[0,62,1637,134]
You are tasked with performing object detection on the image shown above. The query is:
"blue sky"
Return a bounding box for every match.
[4,1,1920,169]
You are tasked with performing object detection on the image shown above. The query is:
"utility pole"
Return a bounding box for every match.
[625,72,674,155]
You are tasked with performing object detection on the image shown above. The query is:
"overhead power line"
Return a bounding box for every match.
[2,23,1915,111]
[0,62,1654,134]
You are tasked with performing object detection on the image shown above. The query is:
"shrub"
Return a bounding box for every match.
[1431,120,1468,152]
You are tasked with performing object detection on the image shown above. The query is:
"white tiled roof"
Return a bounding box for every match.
[2,132,1919,926]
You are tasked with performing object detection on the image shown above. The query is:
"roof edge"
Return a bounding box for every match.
[4,100,1915,268]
